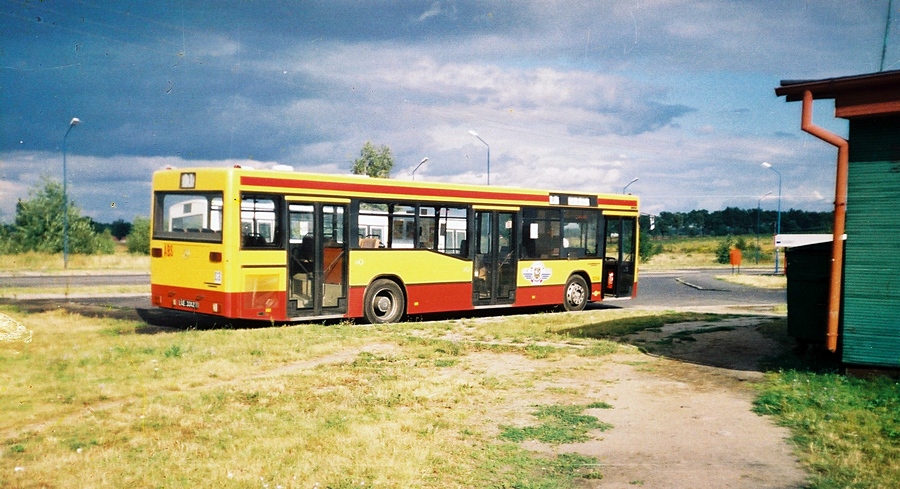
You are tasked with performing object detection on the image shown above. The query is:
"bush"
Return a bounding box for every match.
[639,231,663,263]
[715,236,734,264]
[126,216,150,255]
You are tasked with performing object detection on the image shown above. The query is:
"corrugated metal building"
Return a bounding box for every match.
[777,70,900,368]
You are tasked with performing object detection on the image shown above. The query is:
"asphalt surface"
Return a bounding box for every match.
[624,269,785,309]
[0,273,148,288]
[1,269,785,327]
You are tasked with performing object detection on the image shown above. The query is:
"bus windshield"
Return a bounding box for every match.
[153,192,224,242]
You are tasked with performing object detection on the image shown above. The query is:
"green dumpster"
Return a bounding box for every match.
[785,242,834,344]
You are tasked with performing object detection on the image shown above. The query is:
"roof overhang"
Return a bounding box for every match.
[775,70,900,118]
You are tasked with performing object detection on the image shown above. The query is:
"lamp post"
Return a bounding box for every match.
[412,157,428,181]
[623,177,639,194]
[756,191,772,264]
[62,117,81,269]
[467,130,490,185]
[762,162,782,273]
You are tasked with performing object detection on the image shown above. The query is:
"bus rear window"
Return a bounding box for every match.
[153,192,223,242]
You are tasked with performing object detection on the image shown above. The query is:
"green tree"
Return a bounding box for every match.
[351,141,394,178]
[715,236,734,264]
[638,230,663,263]
[2,178,113,255]
[127,216,151,254]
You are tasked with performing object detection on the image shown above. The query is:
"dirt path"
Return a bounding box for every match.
[483,316,808,488]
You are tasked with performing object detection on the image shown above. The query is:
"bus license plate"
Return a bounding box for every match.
[178,299,199,309]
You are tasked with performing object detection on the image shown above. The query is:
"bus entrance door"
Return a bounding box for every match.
[603,216,636,298]
[287,203,348,317]
[473,211,517,306]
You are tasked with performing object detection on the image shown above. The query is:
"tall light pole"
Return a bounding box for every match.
[62,117,81,269]
[623,177,639,194]
[762,162,782,273]
[756,191,772,264]
[467,130,490,185]
[412,157,428,181]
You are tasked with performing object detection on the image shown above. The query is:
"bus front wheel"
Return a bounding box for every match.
[563,275,588,312]
[363,279,405,324]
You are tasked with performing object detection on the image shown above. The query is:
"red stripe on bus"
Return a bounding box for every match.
[597,197,638,207]
[514,284,566,307]
[406,281,473,314]
[241,176,549,204]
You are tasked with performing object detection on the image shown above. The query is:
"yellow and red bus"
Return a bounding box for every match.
[150,166,639,323]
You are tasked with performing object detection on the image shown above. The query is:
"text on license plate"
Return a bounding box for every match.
[178,299,199,309]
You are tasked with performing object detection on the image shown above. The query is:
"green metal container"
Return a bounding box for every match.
[785,242,833,344]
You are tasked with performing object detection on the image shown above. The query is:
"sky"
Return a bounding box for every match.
[1,0,897,224]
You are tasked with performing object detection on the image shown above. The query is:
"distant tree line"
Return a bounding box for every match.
[640,207,834,238]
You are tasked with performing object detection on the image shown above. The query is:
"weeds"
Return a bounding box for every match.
[500,403,613,445]
[755,370,900,488]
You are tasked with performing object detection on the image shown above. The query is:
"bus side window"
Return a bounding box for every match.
[241,194,283,249]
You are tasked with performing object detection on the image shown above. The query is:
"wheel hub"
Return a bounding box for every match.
[375,296,392,313]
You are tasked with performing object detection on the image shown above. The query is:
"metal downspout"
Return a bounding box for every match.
[800,90,848,353]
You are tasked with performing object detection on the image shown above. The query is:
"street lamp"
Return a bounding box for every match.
[467,130,490,185]
[623,177,639,194]
[412,157,428,181]
[762,162,782,273]
[756,191,772,264]
[62,117,81,269]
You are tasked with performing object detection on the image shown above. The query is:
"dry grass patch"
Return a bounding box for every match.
[2,306,664,487]
[0,285,149,299]
[716,274,786,289]
[0,251,148,273]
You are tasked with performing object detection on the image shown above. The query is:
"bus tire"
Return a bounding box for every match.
[363,279,405,324]
[563,275,589,312]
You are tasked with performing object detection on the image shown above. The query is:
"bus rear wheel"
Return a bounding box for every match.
[363,279,405,324]
[563,275,589,312]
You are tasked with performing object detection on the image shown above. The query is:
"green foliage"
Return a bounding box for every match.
[105,219,133,240]
[638,230,663,262]
[0,178,114,255]
[755,370,900,488]
[715,236,734,264]
[126,216,150,254]
[476,444,603,487]
[351,141,394,178]
[500,404,613,445]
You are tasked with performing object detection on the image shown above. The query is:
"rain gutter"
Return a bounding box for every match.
[800,89,848,353]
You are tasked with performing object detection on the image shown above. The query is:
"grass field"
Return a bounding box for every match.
[3,304,899,488]
[0,306,684,488]
[642,234,778,270]
[4,241,900,488]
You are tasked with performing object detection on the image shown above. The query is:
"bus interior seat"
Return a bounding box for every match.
[359,236,381,248]
[243,233,266,247]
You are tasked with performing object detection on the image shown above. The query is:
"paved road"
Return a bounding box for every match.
[2,269,784,321]
[623,269,785,309]
[0,273,148,288]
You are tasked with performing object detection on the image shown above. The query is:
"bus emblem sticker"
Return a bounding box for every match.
[523,262,552,284]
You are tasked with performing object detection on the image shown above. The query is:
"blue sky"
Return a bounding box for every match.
[1,1,896,223]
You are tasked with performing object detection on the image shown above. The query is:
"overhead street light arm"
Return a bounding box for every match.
[468,130,490,185]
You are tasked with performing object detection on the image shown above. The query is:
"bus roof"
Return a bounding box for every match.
[155,166,639,212]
